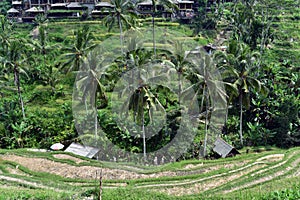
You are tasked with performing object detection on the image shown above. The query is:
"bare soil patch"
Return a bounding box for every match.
[0,155,177,180]
[52,154,86,164]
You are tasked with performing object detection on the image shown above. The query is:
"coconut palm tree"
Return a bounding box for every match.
[104,0,137,54]
[183,49,228,156]
[0,38,28,119]
[0,16,12,55]
[150,0,177,56]
[27,25,62,92]
[159,41,189,100]
[160,42,227,156]
[114,36,167,162]
[61,25,97,73]
[215,40,268,146]
[74,48,111,147]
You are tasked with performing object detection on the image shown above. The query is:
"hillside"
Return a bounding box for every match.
[0,0,299,199]
[0,147,300,199]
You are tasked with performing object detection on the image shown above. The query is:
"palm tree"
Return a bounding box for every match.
[76,49,109,112]
[150,0,177,56]
[113,36,166,162]
[75,48,110,146]
[184,50,228,156]
[0,38,28,119]
[0,16,28,119]
[0,16,12,55]
[160,41,188,98]
[104,0,137,54]
[160,43,227,156]
[61,25,97,73]
[215,40,268,146]
[27,25,62,93]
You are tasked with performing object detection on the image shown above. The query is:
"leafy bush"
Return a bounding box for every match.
[263,185,300,200]
[0,100,76,149]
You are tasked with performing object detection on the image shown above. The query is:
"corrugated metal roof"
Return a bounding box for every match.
[64,142,100,159]
[213,138,237,158]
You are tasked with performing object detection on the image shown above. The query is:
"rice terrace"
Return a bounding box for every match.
[0,0,299,199]
[0,147,299,199]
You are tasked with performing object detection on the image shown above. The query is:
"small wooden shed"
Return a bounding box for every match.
[213,138,240,158]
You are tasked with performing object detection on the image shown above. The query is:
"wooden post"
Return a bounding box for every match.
[99,169,103,200]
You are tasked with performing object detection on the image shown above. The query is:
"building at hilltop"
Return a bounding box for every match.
[6,0,233,22]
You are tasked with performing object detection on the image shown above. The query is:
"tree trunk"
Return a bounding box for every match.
[203,85,209,157]
[152,13,156,56]
[118,14,123,54]
[95,109,97,138]
[239,93,243,146]
[152,0,156,56]
[178,71,182,102]
[142,111,146,163]
[14,66,25,119]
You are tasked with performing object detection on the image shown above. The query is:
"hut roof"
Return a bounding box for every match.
[25,7,44,12]
[137,1,153,5]
[64,142,100,159]
[95,2,115,7]
[50,3,68,7]
[7,8,20,13]
[175,0,194,3]
[67,2,83,8]
[213,138,240,158]
[12,1,22,5]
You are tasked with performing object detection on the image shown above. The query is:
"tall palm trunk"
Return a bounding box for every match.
[138,89,147,162]
[203,85,209,157]
[95,109,98,146]
[239,92,243,146]
[94,85,98,139]
[152,14,156,56]
[178,70,182,102]
[14,65,25,119]
[151,0,156,56]
[117,14,124,54]
[142,108,146,162]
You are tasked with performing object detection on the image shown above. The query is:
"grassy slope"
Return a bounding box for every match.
[1,0,299,199]
[0,147,300,199]
[264,0,300,66]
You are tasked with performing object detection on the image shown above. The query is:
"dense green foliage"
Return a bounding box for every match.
[0,0,299,162]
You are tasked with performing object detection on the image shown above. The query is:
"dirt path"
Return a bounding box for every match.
[0,175,63,192]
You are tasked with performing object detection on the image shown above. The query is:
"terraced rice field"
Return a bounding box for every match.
[0,147,299,199]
